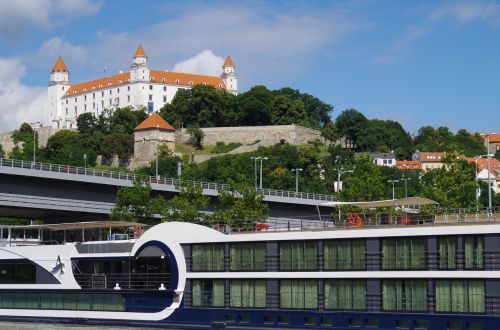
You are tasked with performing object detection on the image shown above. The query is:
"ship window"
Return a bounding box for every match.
[0,262,36,284]
[321,317,333,326]
[192,279,224,307]
[280,241,317,271]
[191,244,224,271]
[280,280,317,309]
[464,236,484,269]
[224,314,236,322]
[305,316,317,325]
[439,237,457,269]
[467,322,483,330]
[230,242,266,271]
[435,280,484,313]
[382,238,426,270]
[239,315,250,323]
[348,318,363,327]
[324,280,366,310]
[415,320,429,329]
[395,320,411,329]
[278,315,289,324]
[0,292,124,311]
[366,319,379,328]
[448,321,462,330]
[383,280,427,312]
[263,315,274,324]
[229,280,266,308]
[324,239,365,270]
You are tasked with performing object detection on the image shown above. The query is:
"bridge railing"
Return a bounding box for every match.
[0,158,337,203]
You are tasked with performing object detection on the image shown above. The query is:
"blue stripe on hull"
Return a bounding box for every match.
[0,309,497,330]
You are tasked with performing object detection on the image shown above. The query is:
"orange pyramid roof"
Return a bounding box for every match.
[134,113,175,132]
[134,45,147,58]
[223,56,234,67]
[52,56,68,73]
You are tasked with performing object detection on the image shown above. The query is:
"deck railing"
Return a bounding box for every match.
[74,272,170,290]
[0,158,336,202]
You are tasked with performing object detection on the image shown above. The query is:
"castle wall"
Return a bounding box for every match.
[0,126,64,157]
[175,124,324,147]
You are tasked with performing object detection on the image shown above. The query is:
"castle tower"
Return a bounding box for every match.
[48,57,71,128]
[130,44,149,82]
[133,112,176,167]
[221,56,237,94]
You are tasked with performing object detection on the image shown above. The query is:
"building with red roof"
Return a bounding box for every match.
[47,46,237,129]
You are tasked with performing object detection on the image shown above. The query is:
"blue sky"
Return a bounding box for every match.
[0,0,499,134]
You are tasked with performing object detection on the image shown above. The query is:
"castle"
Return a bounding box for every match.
[47,45,237,129]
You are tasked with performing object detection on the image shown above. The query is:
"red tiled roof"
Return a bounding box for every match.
[134,45,147,58]
[396,160,422,170]
[64,72,130,97]
[223,56,234,67]
[52,56,68,73]
[134,112,175,132]
[149,70,224,89]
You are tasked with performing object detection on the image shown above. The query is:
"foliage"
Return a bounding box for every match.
[43,130,98,166]
[420,159,477,209]
[211,142,242,154]
[157,143,173,158]
[340,154,385,202]
[100,132,134,163]
[213,176,269,229]
[158,84,332,129]
[0,144,4,158]
[186,125,204,149]
[495,150,500,161]
[10,123,38,161]
[335,109,367,148]
[356,119,413,159]
[111,177,166,221]
[161,183,209,223]
[321,121,338,143]
[414,126,485,157]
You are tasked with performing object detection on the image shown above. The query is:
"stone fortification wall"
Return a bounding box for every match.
[175,124,323,147]
[0,126,64,157]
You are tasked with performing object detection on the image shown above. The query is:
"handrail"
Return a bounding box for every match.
[0,158,337,202]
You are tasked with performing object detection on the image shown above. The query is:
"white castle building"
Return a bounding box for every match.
[47,45,237,128]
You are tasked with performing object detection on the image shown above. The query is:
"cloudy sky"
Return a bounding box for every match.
[0,0,499,134]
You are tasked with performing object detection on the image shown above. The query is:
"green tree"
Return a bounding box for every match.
[340,154,384,201]
[186,125,204,149]
[237,85,273,126]
[100,132,134,163]
[356,119,413,159]
[321,121,338,144]
[111,177,166,221]
[270,95,306,125]
[76,113,98,135]
[213,177,269,229]
[43,129,98,166]
[162,183,209,223]
[10,123,38,161]
[420,158,476,209]
[0,144,4,158]
[335,109,367,148]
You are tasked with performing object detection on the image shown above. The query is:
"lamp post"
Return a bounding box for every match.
[486,134,493,219]
[258,157,268,189]
[83,154,87,172]
[155,124,159,180]
[250,157,259,189]
[336,168,353,222]
[29,121,41,164]
[387,179,400,200]
[291,168,303,193]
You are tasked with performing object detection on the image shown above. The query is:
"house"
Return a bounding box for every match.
[412,152,447,171]
[360,152,397,167]
[396,160,422,171]
[467,157,500,194]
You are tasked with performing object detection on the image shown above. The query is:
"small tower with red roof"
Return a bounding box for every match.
[221,56,237,94]
[130,44,150,82]
[48,56,71,128]
[132,112,176,167]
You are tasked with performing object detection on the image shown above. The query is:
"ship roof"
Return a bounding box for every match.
[6,220,144,231]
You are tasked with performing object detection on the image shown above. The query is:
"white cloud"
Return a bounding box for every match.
[429,1,500,26]
[0,58,47,132]
[173,50,224,76]
[0,0,102,40]
[30,37,87,70]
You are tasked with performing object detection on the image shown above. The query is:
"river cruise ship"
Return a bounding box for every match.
[0,207,497,330]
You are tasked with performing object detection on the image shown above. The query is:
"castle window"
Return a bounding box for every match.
[93,93,95,99]
[149,85,153,90]
[163,86,166,91]
[109,89,112,95]
[117,88,120,93]
[175,79,180,84]
[83,88,87,92]
[62,87,65,90]
[150,77,154,81]
[84,95,87,101]
[127,79,130,82]
[162,78,165,83]
[202,82,206,85]
[149,94,153,101]
[101,101,104,107]
[109,99,112,105]
[92,102,95,110]
[101,91,104,97]
[218,84,222,88]
[127,86,130,91]
[66,100,68,104]
[65,108,68,115]
[163,96,166,103]
[127,95,130,103]
[84,105,87,111]
[108,83,112,86]
[189,81,193,85]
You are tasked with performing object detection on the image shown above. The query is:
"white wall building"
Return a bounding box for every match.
[47,45,237,129]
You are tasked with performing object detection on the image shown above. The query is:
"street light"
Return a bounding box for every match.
[387,179,400,200]
[259,157,268,189]
[336,168,353,192]
[83,154,87,172]
[475,150,495,216]
[291,168,303,193]
[155,124,159,180]
[29,121,41,164]
[250,157,259,189]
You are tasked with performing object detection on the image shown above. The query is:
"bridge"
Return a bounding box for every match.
[0,158,337,222]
